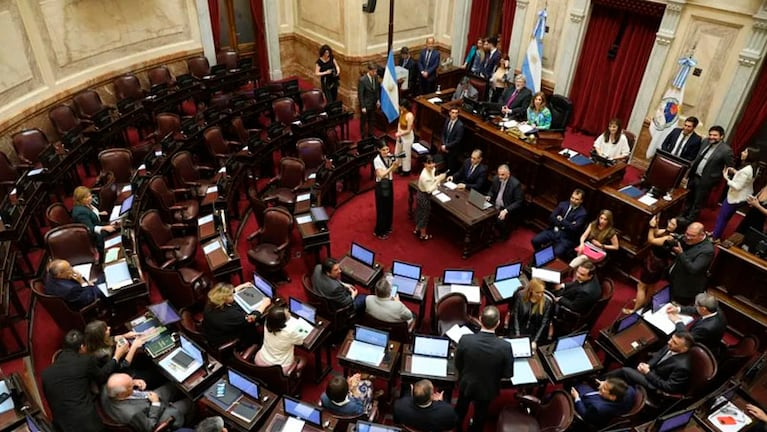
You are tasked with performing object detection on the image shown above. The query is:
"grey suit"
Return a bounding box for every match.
[358,72,380,138]
[100,382,192,432]
[685,140,734,220]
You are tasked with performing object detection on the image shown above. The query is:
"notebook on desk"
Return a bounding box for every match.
[341,242,377,282]
[346,325,388,366]
[552,332,592,376]
[391,260,422,296]
[493,262,523,299]
[411,334,450,377]
[468,188,493,210]
[159,335,204,382]
[233,277,273,313]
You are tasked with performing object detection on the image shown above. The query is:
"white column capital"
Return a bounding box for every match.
[263,0,282,80]
[569,8,587,24]
[516,0,530,10]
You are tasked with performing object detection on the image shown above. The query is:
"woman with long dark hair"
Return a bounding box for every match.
[315,44,341,103]
[570,209,620,268]
[712,147,761,240]
[593,118,630,162]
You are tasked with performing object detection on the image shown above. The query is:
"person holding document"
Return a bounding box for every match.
[255,306,308,373]
[569,209,620,268]
[203,283,271,348]
[507,279,552,350]
[44,259,105,309]
[414,155,446,240]
[552,261,600,314]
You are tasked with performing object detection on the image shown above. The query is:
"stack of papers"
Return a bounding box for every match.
[297,193,311,202]
[445,324,474,344]
[434,192,451,202]
[427,97,443,104]
[707,402,752,432]
[443,181,457,190]
[283,417,306,432]
[638,194,658,206]
[449,285,481,303]
[518,124,535,134]
[295,214,312,224]
[412,142,430,154]
[642,307,693,335]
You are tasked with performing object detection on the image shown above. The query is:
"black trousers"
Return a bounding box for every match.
[374,182,393,236]
[684,176,713,221]
[455,391,491,432]
[360,108,376,138]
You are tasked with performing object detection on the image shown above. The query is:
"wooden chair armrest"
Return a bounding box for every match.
[160,258,177,269]
[168,205,187,212]
[217,339,239,355]
[247,228,264,242]
[159,244,181,251]
[241,344,259,360]
[274,241,290,254]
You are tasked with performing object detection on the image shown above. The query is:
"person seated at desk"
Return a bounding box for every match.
[194,416,226,432]
[526,92,552,130]
[320,373,374,416]
[746,405,767,432]
[531,188,588,258]
[570,378,635,429]
[552,261,600,314]
[570,209,620,268]
[394,379,458,432]
[488,164,523,240]
[312,258,366,313]
[203,282,271,348]
[101,372,193,432]
[666,293,726,355]
[508,279,552,350]
[593,118,630,162]
[607,331,693,395]
[415,155,446,241]
[72,186,118,255]
[451,76,479,101]
[365,275,414,324]
[84,319,147,379]
[447,149,487,192]
[501,74,533,120]
[44,259,104,309]
[255,306,309,373]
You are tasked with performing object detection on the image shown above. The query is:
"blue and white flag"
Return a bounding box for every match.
[381,49,400,123]
[646,56,697,159]
[522,8,547,93]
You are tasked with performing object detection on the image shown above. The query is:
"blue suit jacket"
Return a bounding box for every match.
[660,129,702,162]
[418,49,440,81]
[451,159,487,192]
[44,276,100,309]
[442,118,465,152]
[574,384,635,428]
[548,201,588,242]
[482,49,501,78]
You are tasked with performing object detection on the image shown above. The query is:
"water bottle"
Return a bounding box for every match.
[436,85,442,94]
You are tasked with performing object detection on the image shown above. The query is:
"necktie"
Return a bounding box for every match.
[469,164,475,177]
[505,89,519,108]
[672,134,687,156]
[495,180,507,209]
[563,206,572,220]
[657,350,673,364]
[370,75,374,87]
[425,50,431,65]
[694,143,715,176]
[448,121,454,135]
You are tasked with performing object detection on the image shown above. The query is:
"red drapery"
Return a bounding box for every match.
[250,0,270,83]
[568,5,660,135]
[466,0,491,52]
[732,62,767,154]
[500,0,517,53]
[208,0,220,52]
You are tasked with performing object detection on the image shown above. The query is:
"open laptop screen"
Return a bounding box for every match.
[357,421,401,432]
[443,269,474,285]
[350,242,375,266]
[392,260,421,280]
[147,301,180,325]
[652,286,671,312]
[615,313,640,333]
[355,325,388,348]
[119,194,134,216]
[283,396,322,427]
[253,273,274,298]
[413,335,449,358]
[554,332,587,352]
[228,369,260,400]
[534,245,555,267]
[657,409,695,432]
[179,335,203,365]
[289,297,317,324]
[495,263,521,281]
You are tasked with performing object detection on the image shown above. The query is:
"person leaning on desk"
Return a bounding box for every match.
[446,149,487,192]
[203,282,271,348]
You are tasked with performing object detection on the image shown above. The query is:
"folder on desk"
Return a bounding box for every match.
[104,259,133,290]
[569,154,593,166]
[511,359,537,385]
[619,185,644,199]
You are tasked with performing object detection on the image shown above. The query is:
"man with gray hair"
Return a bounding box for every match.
[488,164,523,240]
[666,292,726,353]
[195,416,226,432]
[365,274,414,323]
[451,76,479,101]
[500,74,532,120]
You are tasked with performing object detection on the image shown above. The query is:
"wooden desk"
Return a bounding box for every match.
[633,417,707,432]
[482,274,529,305]
[338,256,383,289]
[595,320,659,365]
[261,397,336,431]
[396,275,430,328]
[294,312,333,383]
[294,212,331,265]
[203,234,243,283]
[538,341,603,383]
[152,343,225,401]
[337,331,401,395]
[399,344,457,402]
[695,385,760,432]
[199,371,278,432]
[407,183,498,258]
[0,370,44,431]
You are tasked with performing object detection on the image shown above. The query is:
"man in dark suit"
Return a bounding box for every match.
[500,74,533,120]
[397,46,418,93]
[552,261,601,314]
[668,222,714,305]
[608,331,693,395]
[488,164,523,239]
[481,36,501,79]
[311,258,366,313]
[667,292,725,353]
[684,125,734,220]
[44,259,104,309]
[440,107,465,174]
[570,378,636,429]
[531,189,589,258]
[101,373,192,432]
[455,306,514,432]
[447,149,487,192]
[394,379,458,432]
[42,330,117,432]
[418,37,440,94]
[451,76,479,101]
[358,62,380,138]
[660,116,702,162]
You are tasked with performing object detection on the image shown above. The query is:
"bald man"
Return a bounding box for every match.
[44,259,104,309]
[668,222,714,305]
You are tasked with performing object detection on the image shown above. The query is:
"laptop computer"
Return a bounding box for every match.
[493,262,523,299]
[147,301,181,326]
[391,260,422,296]
[269,396,323,431]
[104,259,133,290]
[534,245,556,267]
[505,336,538,385]
[468,188,493,210]
[346,325,389,365]
[505,336,533,358]
[612,313,641,334]
[650,286,671,313]
[228,369,261,401]
[552,332,592,376]
[443,269,474,286]
[233,277,271,313]
[109,194,134,222]
[356,421,401,432]
[654,408,696,432]
[253,272,275,299]
[289,297,317,336]
[160,335,204,382]
[341,242,377,282]
[411,334,450,377]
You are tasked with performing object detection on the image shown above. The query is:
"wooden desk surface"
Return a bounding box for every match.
[539,341,603,383]
[396,275,429,303]
[296,312,331,352]
[261,397,336,431]
[598,320,658,360]
[199,373,278,431]
[337,331,401,378]
[338,255,383,288]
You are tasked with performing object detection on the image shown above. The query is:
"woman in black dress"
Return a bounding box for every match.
[203,282,271,348]
[315,44,341,103]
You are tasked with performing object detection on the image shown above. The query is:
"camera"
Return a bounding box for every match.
[386,152,407,161]
[663,233,683,250]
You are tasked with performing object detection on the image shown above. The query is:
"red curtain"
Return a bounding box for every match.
[568,5,660,134]
[466,0,491,52]
[208,0,220,52]
[732,62,767,154]
[500,0,517,54]
[250,0,270,83]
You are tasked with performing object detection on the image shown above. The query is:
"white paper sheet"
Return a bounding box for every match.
[308,173,316,179]
[0,381,15,413]
[410,355,448,377]
[427,97,443,104]
[295,214,312,224]
[450,285,481,303]
[443,181,457,190]
[638,194,658,206]
[297,193,311,202]
[120,184,132,193]
[73,263,93,280]
[518,124,535,134]
[206,185,218,194]
[531,267,561,283]
[642,305,694,335]
[707,401,753,432]
[445,324,474,344]
[27,168,44,176]
[412,142,429,154]
[198,214,214,225]
[346,341,385,365]
[511,359,538,385]
[283,417,306,432]
[203,240,222,254]
[218,166,226,174]
[435,192,451,203]
[104,248,120,263]
[104,235,122,248]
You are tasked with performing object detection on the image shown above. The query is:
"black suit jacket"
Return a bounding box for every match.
[559,276,601,314]
[41,350,107,432]
[455,331,514,400]
[675,308,726,353]
[689,141,734,187]
[451,159,487,191]
[574,383,635,428]
[442,118,465,152]
[357,73,380,110]
[393,396,458,431]
[418,49,440,82]
[669,239,714,301]
[660,129,702,162]
[311,264,352,308]
[501,86,533,118]
[203,304,263,348]
[511,290,553,343]
[44,275,100,309]
[646,347,691,394]
[488,175,523,213]
[547,200,589,243]
[482,49,501,78]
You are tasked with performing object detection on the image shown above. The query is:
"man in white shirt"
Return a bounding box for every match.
[365,276,414,323]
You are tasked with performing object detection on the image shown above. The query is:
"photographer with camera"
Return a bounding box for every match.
[668,222,714,306]
[373,142,402,240]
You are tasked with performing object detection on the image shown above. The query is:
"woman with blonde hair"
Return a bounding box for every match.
[570,209,620,268]
[395,99,415,175]
[72,185,117,255]
[508,278,552,350]
[526,92,552,130]
[203,282,271,348]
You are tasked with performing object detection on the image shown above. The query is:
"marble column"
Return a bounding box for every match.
[195,0,216,64]
[507,0,529,70]
[263,0,283,80]
[451,0,472,66]
[713,4,767,132]
[626,0,685,138]
[553,0,591,96]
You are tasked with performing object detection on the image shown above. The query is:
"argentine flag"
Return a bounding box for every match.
[522,8,547,93]
[381,49,400,123]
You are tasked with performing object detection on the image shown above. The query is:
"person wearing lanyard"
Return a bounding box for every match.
[373,141,400,240]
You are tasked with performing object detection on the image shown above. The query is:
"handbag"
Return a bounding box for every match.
[578,241,607,262]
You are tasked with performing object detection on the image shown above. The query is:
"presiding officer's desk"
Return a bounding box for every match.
[337,330,401,395]
[538,339,603,384]
[199,369,278,432]
[595,316,660,366]
[261,397,337,432]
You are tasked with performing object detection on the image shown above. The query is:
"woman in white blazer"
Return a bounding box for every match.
[712,147,761,240]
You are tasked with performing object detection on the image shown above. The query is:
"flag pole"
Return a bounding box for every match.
[387,0,395,54]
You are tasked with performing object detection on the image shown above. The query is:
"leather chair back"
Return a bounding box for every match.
[114,74,144,101]
[180,308,206,345]
[277,157,306,189]
[717,336,759,385]
[187,56,211,78]
[31,279,88,332]
[171,151,201,186]
[261,207,293,246]
[147,175,177,214]
[230,117,251,143]
[536,390,575,432]
[73,90,106,118]
[0,151,17,185]
[644,153,688,192]
[156,112,182,139]
[216,49,239,70]
[436,292,469,325]
[139,210,174,255]
[624,130,636,150]
[12,129,50,165]
[301,89,326,111]
[145,258,208,310]
[272,97,299,124]
[548,94,573,132]
[45,224,97,265]
[45,203,73,228]
[148,66,173,87]
[247,186,268,228]
[97,172,118,213]
[468,76,488,101]
[688,344,718,396]
[48,105,81,135]
[98,148,133,183]
[296,138,325,173]
[203,126,231,157]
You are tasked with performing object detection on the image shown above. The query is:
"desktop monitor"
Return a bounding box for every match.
[534,245,556,267]
[350,242,375,267]
[651,286,671,313]
[495,262,522,281]
[554,332,587,352]
[355,325,389,348]
[392,260,421,280]
[289,297,317,324]
[227,369,260,400]
[252,272,274,298]
[413,334,450,358]
[461,97,481,115]
[283,396,322,427]
[656,408,696,432]
[443,269,474,285]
